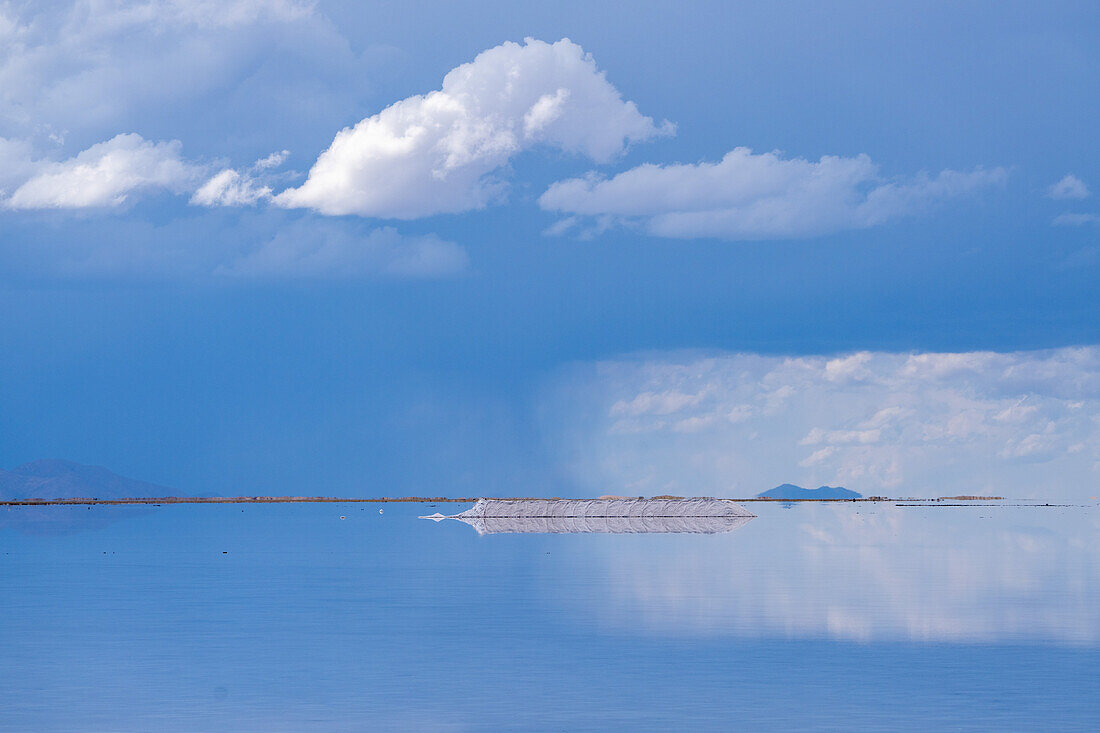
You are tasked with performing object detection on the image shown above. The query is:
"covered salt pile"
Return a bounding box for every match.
[424,498,755,535]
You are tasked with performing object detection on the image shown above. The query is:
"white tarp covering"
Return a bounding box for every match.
[435,498,755,535]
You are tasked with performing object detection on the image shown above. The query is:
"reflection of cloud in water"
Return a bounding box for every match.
[433,498,755,534]
[561,504,1100,645]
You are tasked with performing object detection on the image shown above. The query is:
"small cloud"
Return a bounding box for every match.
[252,149,290,171]
[190,149,293,206]
[1047,174,1090,200]
[800,427,881,446]
[610,389,705,418]
[0,1,325,140]
[671,415,719,433]
[190,169,272,207]
[542,216,579,237]
[1053,213,1100,227]
[799,446,837,467]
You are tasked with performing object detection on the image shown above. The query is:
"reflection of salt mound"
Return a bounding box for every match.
[436,498,755,535]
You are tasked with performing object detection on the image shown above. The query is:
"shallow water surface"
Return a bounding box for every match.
[1,501,1098,731]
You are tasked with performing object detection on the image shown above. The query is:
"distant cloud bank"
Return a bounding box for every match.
[545,347,1100,501]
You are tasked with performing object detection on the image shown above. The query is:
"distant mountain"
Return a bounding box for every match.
[0,459,176,501]
[756,483,862,500]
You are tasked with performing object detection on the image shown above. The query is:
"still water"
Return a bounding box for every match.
[2,501,1098,731]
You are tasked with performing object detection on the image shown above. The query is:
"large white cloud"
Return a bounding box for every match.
[4,133,204,209]
[542,347,1100,501]
[275,38,673,218]
[540,148,1007,239]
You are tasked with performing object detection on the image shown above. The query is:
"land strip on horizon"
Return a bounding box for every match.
[1,495,1009,506]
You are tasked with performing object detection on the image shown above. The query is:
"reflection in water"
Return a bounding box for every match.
[447,513,755,535]
[1,502,1097,731]
[0,505,153,536]
[559,503,1100,645]
[423,497,755,534]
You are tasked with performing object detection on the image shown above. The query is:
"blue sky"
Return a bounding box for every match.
[1,1,1098,497]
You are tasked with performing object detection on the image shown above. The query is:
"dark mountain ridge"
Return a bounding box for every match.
[756,483,862,500]
[0,459,176,501]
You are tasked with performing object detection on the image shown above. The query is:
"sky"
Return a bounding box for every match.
[1,1,1098,498]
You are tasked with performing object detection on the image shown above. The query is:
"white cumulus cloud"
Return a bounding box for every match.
[540,147,1007,239]
[275,37,673,218]
[4,133,204,209]
[1047,174,1090,200]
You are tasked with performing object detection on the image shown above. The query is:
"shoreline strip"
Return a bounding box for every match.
[1,495,1010,506]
